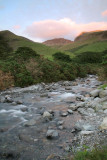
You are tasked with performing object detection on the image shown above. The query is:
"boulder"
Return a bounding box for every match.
[67,109,73,114]
[104,109,107,114]
[76,102,85,108]
[80,131,94,135]
[102,102,107,110]
[24,119,36,127]
[74,120,95,131]
[99,90,107,98]
[43,111,52,120]
[46,130,59,139]
[68,104,78,111]
[78,108,89,116]
[5,95,13,103]
[57,121,64,125]
[90,89,101,97]
[61,112,68,117]
[100,117,107,130]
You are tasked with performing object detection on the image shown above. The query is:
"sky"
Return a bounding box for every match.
[0,0,107,42]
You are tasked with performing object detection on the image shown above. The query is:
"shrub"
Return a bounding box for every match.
[14,47,40,61]
[75,52,103,63]
[0,35,13,59]
[0,70,14,90]
[73,146,107,160]
[53,52,71,62]
[7,61,34,87]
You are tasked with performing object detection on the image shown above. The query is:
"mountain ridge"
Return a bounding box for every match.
[43,38,73,47]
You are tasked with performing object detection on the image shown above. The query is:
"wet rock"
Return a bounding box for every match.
[5,95,13,103]
[67,109,73,114]
[61,112,68,117]
[12,102,17,105]
[43,111,52,120]
[68,104,78,111]
[74,120,95,131]
[40,108,45,115]
[99,90,107,98]
[80,131,94,135]
[24,119,36,127]
[63,81,71,86]
[64,146,70,152]
[16,100,23,104]
[21,107,28,112]
[100,117,107,130]
[104,109,107,114]
[0,127,9,132]
[48,110,54,115]
[0,151,20,159]
[0,96,5,103]
[65,87,72,90]
[40,93,48,97]
[58,126,64,130]
[46,130,59,139]
[95,104,102,111]
[72,82,78,86]
[102,102,107,110]
[76,95,85,101]
[19,134,33,142]
[78,108,89,116]
[57,121,64,125]
[87,108,95,113]
[76,102,85,108]
[90,89,101,97]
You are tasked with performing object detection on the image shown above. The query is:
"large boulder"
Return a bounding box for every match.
[90,89,101,97]
[102,102,107,110]
[99,90,107,98]
[43,111,52,120]
[74,120,95,131]
[100,117,107,130]
[46,130,59,139]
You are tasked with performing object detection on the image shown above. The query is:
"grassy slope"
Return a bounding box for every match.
[74,41,107,54]
[0,30,64,60]
[59,31,107,54]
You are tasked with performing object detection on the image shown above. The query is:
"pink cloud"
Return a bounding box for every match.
[13,25,20,29]
[25,18,107,41]
[102,10,107,17]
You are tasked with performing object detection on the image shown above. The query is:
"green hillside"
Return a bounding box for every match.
[59,31,107,54]
[68,41,107,55]
[0,30,60,59]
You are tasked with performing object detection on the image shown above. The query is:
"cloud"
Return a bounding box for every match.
[25,18,107,41]
[102,10,107,17]
[13,25,20,29]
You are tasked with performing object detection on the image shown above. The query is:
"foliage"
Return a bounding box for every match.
[74,51,103,63]
[0,70,14,90]
[7,61,34,87]
[0,35,13,59]
[73,146,107,160]
[13,47,40,61]
[53,52,71,62]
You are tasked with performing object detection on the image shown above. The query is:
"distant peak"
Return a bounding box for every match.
[43,38,73,47]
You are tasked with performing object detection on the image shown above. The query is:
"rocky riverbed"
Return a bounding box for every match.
[0,75,107,160]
